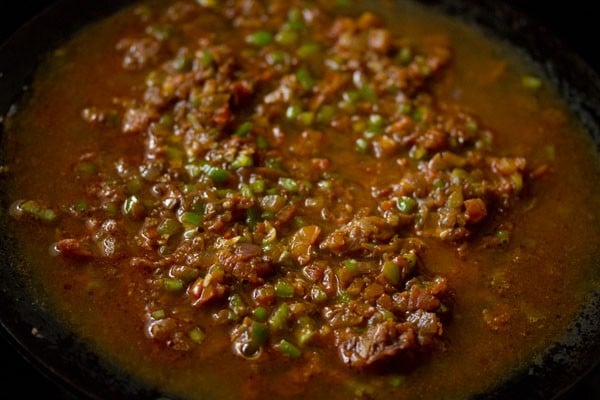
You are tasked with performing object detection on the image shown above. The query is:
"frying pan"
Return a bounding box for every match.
[0,1,598,398]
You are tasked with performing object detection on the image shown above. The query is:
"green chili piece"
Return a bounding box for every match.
[451,168,468,183]
[105,111,120,127]
[76,161,98,175]
[419,63,431,77]
[252,322,269,346]
[466,120,478,132]
[173,54,192,72]
[286,104,302,120]
[200,50,214,68]
[183,228,197,240]
[146,71,163,87]
[400,103,412,115]
[292,215,307,228]
[433,179,445,189]
[402,252,417,269]
[362,129,377,140]
[228,294,246,316]
[158,114,175,128]
[239,184,252,198]
[396,47,413,65]
[126,177,143,195]
[495,229,510,244]
[344,259,358,271]
[158,245,172,257]
[359,84,377,102]
[188,90,202,108]
[40,209,56,222]
[287,7,303,23]
[343,90,360,103]
[278,339,301,358]
[231,153,254,169]
[295,67,314,90]
[446,189,464,209]
[185,163,202,179]
[208,264,224,276]
[396,196,417,213]
[73,200,88,212]
[297,43,320,59]
[275,279,295,298]
[382,261,400,284]
[275,29,298,45]
[337,291,350,303]
[389,375,405,387]
[180,211,202,227]
[347,380,375,397]
[190,199,205,214]
[545,145,556,161]
[201,163,230,183]
[253,306,269,322]
[335,0,352,7]
[19,200,57,222]
[355,138,368,153]
[279,177,299,192]
[171,265,200,283]
[123,195,145,219]
[413,105,429,122]
[269,302,290,330]
[247,30,273,47]
[135,4,152,17]
[157,218,181,237]
[267,50,289,65]
[151,309,165,320]
[189,327,206,343]
[146,24,173,41]
[104,202,119,216]
[409,145,427,160]
[522,75,542,90]
[510,172,523,192]
[317,105,335,124]
[234,121,253,137]
[256,136,269,150]
[367,114,384,132]
[187,113,202,129]
[310,286,328,303]
[197,0,216,7]
[166,149,183,168]
[380,309,395,320]
[163,277,184,292]
[298,111,314,126]
[296,316,316,346]
[250,179,266,194]
[180,211,203,226]
[286,18,305,31]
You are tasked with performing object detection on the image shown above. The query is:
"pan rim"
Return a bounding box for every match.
[1,1,598,399]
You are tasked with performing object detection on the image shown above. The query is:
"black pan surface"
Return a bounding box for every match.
[0,1,598,398]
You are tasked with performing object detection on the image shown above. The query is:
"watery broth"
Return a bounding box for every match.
[3,1,600,399]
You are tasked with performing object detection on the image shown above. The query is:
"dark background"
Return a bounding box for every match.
[0,1,598,399]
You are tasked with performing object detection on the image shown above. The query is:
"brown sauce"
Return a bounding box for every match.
[3,1,600,399]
